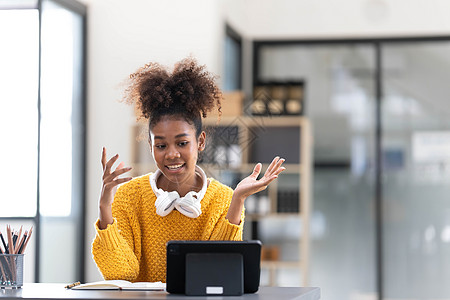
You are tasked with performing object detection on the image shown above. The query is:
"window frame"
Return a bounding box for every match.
[0,0,87,283]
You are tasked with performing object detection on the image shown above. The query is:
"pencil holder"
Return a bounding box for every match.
[0,254,24,288]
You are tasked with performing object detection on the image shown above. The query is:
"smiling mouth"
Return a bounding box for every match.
[166,163,185,171]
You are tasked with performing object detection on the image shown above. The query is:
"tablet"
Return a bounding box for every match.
[166,240,262,294]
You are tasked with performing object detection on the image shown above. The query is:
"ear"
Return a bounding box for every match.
[198,131,206,152]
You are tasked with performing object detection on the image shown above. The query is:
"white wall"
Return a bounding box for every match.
[83,0,224,281]
[223,0,450,39]
[83,0,450,281]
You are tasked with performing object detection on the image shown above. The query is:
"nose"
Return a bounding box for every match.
[166,145,181,160]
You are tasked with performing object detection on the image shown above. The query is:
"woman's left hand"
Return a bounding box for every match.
[234,156,286,200]
[226,157,286,225]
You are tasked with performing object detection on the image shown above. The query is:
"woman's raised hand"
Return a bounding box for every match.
[234,156,286,200]
[98,147,133,229]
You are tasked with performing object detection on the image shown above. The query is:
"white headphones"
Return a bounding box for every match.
[149,166,207,218]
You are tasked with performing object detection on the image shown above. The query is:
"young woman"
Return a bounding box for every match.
[92,57,285,283]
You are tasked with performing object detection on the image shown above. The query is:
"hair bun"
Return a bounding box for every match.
[123,57,221,120]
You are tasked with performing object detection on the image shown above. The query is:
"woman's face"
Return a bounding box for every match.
[149,116,205,189]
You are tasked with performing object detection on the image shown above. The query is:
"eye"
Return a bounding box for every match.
[155,144,166,149]
[178,141,189,147]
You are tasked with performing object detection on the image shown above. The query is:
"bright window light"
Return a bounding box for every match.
[412,131,450,163]
[0,10,39,217]
[39,1,78,217]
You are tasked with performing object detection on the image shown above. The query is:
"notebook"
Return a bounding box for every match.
[71,280,165,291]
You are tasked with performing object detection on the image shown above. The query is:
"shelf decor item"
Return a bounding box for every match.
[268,84,286,115]
[251,85,270,116]
[252,81,305,116]
[285,82,304,115]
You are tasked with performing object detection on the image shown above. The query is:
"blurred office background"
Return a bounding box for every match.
[2,0,450,299]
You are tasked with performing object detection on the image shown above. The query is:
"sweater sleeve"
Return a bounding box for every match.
[91,184,141,281]
[209,185,245,241]
[209,213,244,240]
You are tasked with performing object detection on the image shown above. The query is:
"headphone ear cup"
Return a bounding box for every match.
[176,194,202,218]
[155,192,178,217]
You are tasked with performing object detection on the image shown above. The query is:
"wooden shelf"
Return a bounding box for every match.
[130,95,312,287]
[261,261,303,269]
[203,115,309,127]
[245,213,303,220]
[199,163,305,174]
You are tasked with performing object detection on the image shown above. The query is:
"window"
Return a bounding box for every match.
[223,24,242,91]
[0,0,86,283]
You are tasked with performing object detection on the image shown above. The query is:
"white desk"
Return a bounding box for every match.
[1,284,320,300]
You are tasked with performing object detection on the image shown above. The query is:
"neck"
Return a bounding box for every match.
[157,168,203,197]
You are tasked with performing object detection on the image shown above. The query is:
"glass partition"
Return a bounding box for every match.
[257,43,377,299]
[255,38,450,299]
[382,41,450,299]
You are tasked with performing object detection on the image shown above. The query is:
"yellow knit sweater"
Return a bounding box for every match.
[92,173,244,283]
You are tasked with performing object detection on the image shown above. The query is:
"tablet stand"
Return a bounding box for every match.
[185,253,244,296]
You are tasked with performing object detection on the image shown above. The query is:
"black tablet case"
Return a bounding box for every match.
[185,253,244,296]
[166,240,261,294]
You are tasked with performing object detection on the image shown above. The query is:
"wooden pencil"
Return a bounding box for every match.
[0,231,7,253]
[15,226,23,253]
[20,227,33,254]
[6,226,13,255]
[5,226,16,282]
[15,233,26,255]
[12,231,18,252]
[17,232,27,255]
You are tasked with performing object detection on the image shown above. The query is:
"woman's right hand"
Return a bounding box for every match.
[98,147,133,229]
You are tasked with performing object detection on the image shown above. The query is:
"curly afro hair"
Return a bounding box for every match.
[123,57,222,138]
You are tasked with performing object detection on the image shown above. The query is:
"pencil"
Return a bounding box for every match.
[5,226,16,281]
[15,233,26,255]
[0,231,7,253]
[12,231,18,251]
[64,281,81,289]
[18,226,22,241]
[20,227,33,254]
[15,226,22,253]
[6,226,13,254]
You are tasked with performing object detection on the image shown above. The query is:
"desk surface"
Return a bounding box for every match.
[1,284,320,300]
